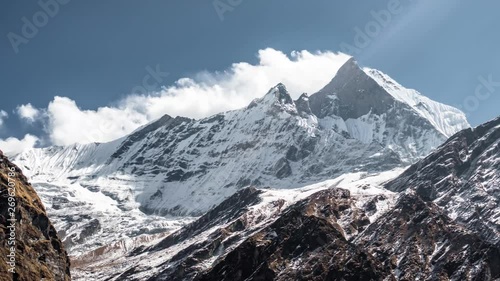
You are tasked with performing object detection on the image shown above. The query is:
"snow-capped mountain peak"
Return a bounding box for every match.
[11,58,471,258]
[248,82,297,114]
[309,58,469,138]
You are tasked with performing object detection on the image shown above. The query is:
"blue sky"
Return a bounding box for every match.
[1,0,499,152]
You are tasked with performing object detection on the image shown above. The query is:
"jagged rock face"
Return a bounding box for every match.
[355,193,500,280]
[310,57,396,119]
[12,58,469,256]
[151,187,263,253]
[386,116,500,245]
[0,151,71,281]
[295,93,313,117]
[111,188,267,281]
[196,189,388,281]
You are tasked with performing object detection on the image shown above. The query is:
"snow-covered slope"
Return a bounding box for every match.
[12,58,470,257]
[364,67,469,138]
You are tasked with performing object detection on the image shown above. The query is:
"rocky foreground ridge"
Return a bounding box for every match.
[0,150,71,281]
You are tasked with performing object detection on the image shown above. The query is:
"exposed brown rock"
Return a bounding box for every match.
[197,189,389,281]
[0,152,71,280]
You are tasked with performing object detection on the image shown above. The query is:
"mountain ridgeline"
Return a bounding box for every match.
[10,57,483,280]
[15,58,469,217]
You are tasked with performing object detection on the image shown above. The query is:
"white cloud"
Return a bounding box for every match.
[0,110,8,127]
[0,134,39,157]
[123,49,351,120]
[46,96,149,146]
[16,103,40,122]
[18,48,352,146]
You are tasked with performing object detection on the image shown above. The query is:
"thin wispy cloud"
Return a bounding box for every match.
[0,110,8,127]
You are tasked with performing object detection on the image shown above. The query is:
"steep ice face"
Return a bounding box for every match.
[364,67,470,138]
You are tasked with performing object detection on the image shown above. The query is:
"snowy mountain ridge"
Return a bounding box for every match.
[12,57,470,257]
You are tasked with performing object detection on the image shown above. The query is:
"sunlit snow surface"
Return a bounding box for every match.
[364,68,470,138]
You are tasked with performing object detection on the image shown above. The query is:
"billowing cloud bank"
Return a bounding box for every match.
[1,48,350,154]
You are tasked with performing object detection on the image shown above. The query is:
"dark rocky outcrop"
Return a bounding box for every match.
[295,93,313,117]
[0,150,71,281]
[196,188,387,281]
[151,187,263,253]
[309,57,396,119]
